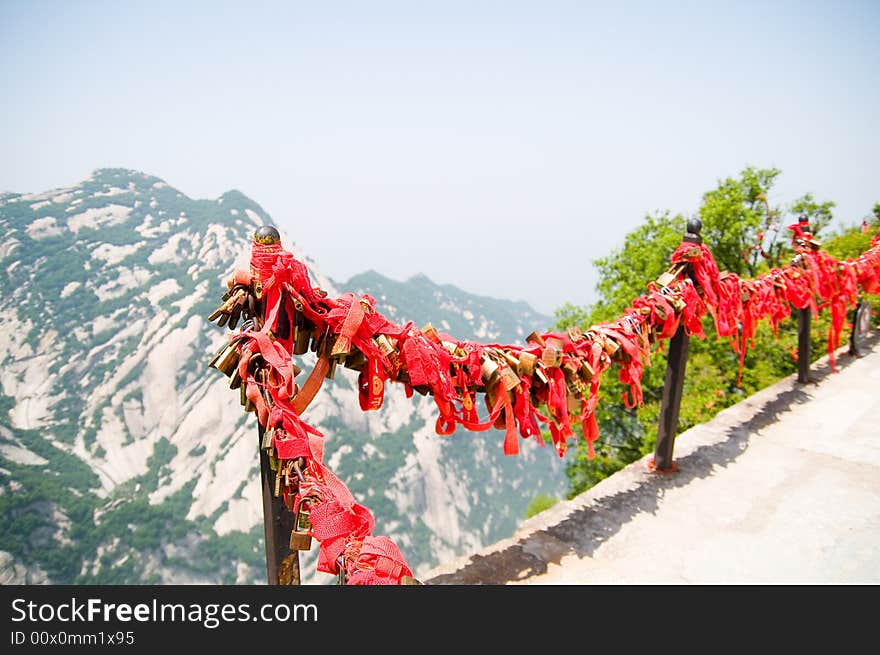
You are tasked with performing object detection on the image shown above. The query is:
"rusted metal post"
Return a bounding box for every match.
[252,225,300,585]
[258,424,299,585]
[652,218,702,472]
[849,301,872,357]
[793,216,814,385]
[797,308,811,383]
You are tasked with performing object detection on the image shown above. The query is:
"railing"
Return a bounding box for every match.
[206,218,879,585]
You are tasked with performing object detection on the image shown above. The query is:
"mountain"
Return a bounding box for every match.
[0,168,568,584]
[342,270,550,345]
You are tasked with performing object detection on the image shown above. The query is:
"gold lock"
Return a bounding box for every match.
[293,320,312,355]
[541,346,563,367]
[481,355,500,388]
[289,498,313,551]
[534,362,549,385]
[602,337,620,356]
[499,365,521,391]
[261,428,275,450]
[500,350,520,369]
[343,349,367,371]
[526,331,547,347]
[517,351,537,377]
[580,360,595,383]
[566,326,584,343]
[208,340,241,378]
[656,270,676,287]
[400,576,422,585]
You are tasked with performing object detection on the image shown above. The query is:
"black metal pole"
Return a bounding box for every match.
[654,324,690,471]
[251,225,300,585]
[258,423,298,585]
[793,216,815,385]
[652,218,701,472]
[797,307,811,383]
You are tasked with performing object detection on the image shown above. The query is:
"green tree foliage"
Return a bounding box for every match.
[556,167,867,499]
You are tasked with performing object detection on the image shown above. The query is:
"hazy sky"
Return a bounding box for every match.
[2,1,878,314]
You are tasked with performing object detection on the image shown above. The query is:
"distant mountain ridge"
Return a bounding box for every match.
[0,168,567,584]
[343,270,552,343]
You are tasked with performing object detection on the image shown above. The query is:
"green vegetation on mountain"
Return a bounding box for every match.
[0,168,566,584]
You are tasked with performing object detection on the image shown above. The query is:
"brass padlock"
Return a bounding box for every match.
[343,349,367,371]
[289,499,313,551]
[325,357,337,380]
[481,355,500,389]
[517,351,537,377]
[228,367,242,390]
[293,319,312,355]
[580,360,595,383]
[566,326,584,343]
[526,331,547,347]
[261,428,275,450]
[499,365,521,391]
[656,270,676,288]
[603,337,620,356]
[534,362,549,385]
[541,346,563,367]
[400,576,422,585]
[208,340,241,377]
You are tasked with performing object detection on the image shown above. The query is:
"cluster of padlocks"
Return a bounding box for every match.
[206,222,880,584]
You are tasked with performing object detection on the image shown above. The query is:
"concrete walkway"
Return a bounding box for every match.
[426,337,880,585]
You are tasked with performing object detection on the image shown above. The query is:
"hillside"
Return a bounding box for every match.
[0,168,567,584]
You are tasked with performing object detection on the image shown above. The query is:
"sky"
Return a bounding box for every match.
[1,1,878,315]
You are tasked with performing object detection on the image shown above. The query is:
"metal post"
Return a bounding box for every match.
[652,218,701,472]
[654,324,690,471]
[793,216,815,385]
[252,225,300,585]
[258,424,299,585]
[797,307,811,383]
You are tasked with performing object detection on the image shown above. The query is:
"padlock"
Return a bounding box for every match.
[534,362,549,385]
[526,331,547,347]
[289,498,313,551]
[602,337,620,356]
[484,383,508,429]
[566,326,584,343]
[580,360,595,383]
[343,348,367,371]
[374,334,402,371]
[480,355,500,389]
[208,339,241,378]
[501,350,520,369]
[400,576,422,585]
[293,319,312,355]
[325,356,337,380]
[656,270,676,288]
[261,427,275,450]
[499,364,521,391]
[441,341,458,355]
[541,345,563,367]
[228,367,242,390]
[517,351,537,377]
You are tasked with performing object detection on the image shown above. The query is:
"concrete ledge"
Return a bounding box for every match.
[424,334,880,584]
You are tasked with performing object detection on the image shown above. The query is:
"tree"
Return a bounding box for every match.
[556,167,841,499]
